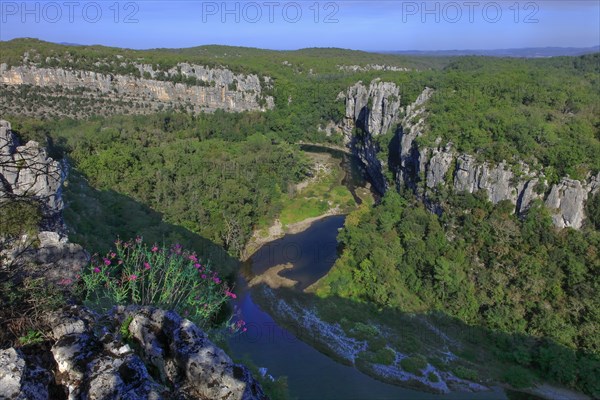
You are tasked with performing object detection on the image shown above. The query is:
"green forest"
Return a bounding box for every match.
[315,190,600,396]
[1,39,599,398]
[8,113,311,258]
[2,39,598,179]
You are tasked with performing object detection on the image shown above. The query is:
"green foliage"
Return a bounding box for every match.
[586,191,600,230]
[0,199,42,239]
[400,356,428,374]
[317,189,600,394]
[18,330,44,346]
[0,277,65,347]
[427,371,439,382]
[502,366,535,389]
[452,366,478,381]
[359,347,396,366]
[82,238,240,329]
[349,322,379,341]
[9,114,310,258]
[424,55,600,178]
[119,315,134,341]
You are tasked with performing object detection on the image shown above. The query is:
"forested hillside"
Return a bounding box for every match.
[1,39,599,397]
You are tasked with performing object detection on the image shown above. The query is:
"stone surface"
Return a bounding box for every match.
[390,88,596,229]
[0,348,52,400]
[116,305,267,400]
[545,178,590,229]
[0,63,273,115]
[0,119,87,280]
[342,79,402,140]
[23,305,268,400]
[339,80,404,193]
[338,80,597,229]
[0,119,63,215]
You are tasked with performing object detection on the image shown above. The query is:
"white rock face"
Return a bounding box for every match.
[342,79,402,140]
[1,119,88,278]
[0,348,51,400]
[545,178,590,229]
[41,306,268,400]
[0,119,63,215]
[0,63,274,114]
[340,80,404,193]
[339,81,598,229]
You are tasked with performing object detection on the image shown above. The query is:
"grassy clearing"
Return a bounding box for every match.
[278,152,357,226]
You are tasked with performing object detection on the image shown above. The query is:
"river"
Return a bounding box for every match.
[228,147,509,400]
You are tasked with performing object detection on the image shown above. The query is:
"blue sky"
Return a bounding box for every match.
[1,1,598,50]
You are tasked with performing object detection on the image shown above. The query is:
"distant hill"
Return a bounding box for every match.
[381,46,600,58]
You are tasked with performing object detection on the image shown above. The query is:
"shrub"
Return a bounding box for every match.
[401,356,428,375]
[427,371,440,382]
[502,366,535,388]
[350,322,379,341]
[0,199,41,239]
[452,365,478,381]
[81,238,242,329]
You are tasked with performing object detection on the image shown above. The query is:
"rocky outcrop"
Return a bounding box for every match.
[340,80,403,193]
[341,79,402,141]
[0,120,63,216]
[339,81,599,229]
[545,176,600,228]
[0,348,52,400]
[338,65,410,73]
[0,119,87,280]
[0,305,266,400]
[0,63,274,117]
[395,89,599,228]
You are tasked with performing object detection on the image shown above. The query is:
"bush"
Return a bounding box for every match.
[452,366,478,381]
[0,199,41,239]
[427,371,440,382]
[401,356,428,374]
[502,366,535,388]
[350,322,379,341]
[81,238,242,329]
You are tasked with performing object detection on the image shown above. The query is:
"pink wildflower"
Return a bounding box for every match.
[144,262,151,270]
[129,274,137,281]
[110,252,116,258]
[118,260,123,265]
[103,258,111,266]
[213,277,221,284]
[189,255,198,262]
[93,267,101,273]
[151,245,159,252]
[201,274,207,279]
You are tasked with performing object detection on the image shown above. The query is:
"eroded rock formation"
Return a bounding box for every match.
[0,62,274,117]
[0,306,267,400]
[339,81,600,229]
[0,119,88,281]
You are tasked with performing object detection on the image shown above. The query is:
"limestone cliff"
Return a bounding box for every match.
[0,306,267,400]
[339,81,600,229]
[340,79,402,194]
[0,62,274,118]
[0,120,268,399]
[0,119,88,281]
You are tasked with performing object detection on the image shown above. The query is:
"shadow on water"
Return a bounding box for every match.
[230,215,509,400]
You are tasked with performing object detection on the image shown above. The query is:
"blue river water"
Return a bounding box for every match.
[228,215,509,400]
